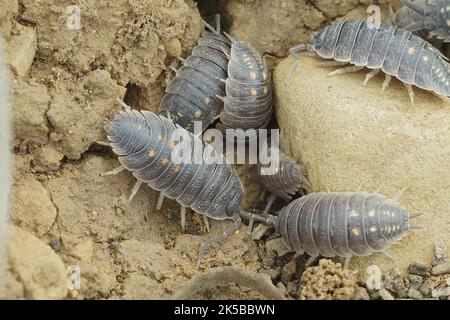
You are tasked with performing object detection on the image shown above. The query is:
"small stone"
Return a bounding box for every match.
[432,240,447,266]
[408,263,430,276]
[408,275,423,290]
[251,223,269,241]
[259,267,281,281]
[164,38,182,58]
[419,279,434,297]
[6,25,37,77]
[383,268,408,298]
[407,288,423,300]
[33,145,64,172]
[379,288,395,300]
[431,261,450,276]
[431,287,450,298]
[353,287,370,300]
[265,237,291,257]
[280,259,297,285]
[286,282,298,297]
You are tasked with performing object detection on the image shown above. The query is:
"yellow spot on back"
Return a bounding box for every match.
[174,164,181,173]
[158,134,163,141]
[408,47,416,55]
[263,86,268,94]
[195,110,202,118]
[351,228,360,236]
[161,158,169,166]
[368,210,375,217]
[204,97,210,105]
[422,55,429,62]
[148,149,156,157]
[169,140,177,149]
[250,72,257,80]
[251,88,257,96]
[369,226,377,233]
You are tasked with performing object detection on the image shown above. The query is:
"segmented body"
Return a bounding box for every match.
[219,41,273,132]
[310,19,450,97]
[258,149,307,201]
[400,0,450,42]
[159,31,231,132]
[105,109,243,220]
[276,192,413,258]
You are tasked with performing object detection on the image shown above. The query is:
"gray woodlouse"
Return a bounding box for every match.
[218,39,273,135]
[258,143,310,213]
[289,19,450,103]
[159,16,231,132]
[400,0,450,42]
[241,192,423,268]
[102,101,244,267]
[393,0,432,40]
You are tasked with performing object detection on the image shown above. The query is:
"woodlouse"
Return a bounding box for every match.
[102,101,244,267]
[289,19,450,103]
[400,0,450,42]
[218,39,273,136]
[241,192,423,268]
[258,143,309,213]
[159,16,231,132]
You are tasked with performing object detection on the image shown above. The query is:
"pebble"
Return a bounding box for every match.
[259,267,281,281]
[353,287,370,300]
[280,259,297,285]
[265,238,291,257]
[408,263,430,276]
[163,38,182,58]
[407,288,423,299]
[251,223,269,241]
[419,279,434,297]
[408,275,424,290]
[379,288,395,300]
[431,287,450,298]
[383,268,408,298]
[431,261,450,276]
[432,240,447,266]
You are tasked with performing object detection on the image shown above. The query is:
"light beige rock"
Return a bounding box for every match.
[5,226,67,299]
[12,79,50,145]
[274,55,450,276]
[12,176,57,236]
[6,25,37,77]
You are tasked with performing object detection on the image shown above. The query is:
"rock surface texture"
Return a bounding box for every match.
[274,55,450,276]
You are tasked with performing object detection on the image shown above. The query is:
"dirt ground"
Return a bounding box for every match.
[1,0,448,300]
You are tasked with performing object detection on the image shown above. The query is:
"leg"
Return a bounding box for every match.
[116,98,131,110]
[327,65,364,77]
[128,180,142,203]
[202,214,211,233]
[344,256,352,269]
[96,141,111,147]
[382,250,396,261]
[381,74,392,92]
[318,60,349,68]
[196,215,242,268]
[305,254,319,267]
[263,193,277,214]
[100,165,125,176]
[156,192,165,210]
[363,69,381,85]
[180,206,187,232]
[403,83,415,104]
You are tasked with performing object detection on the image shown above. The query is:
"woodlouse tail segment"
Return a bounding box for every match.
[196,215,242,269]
[402,0,426,15]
